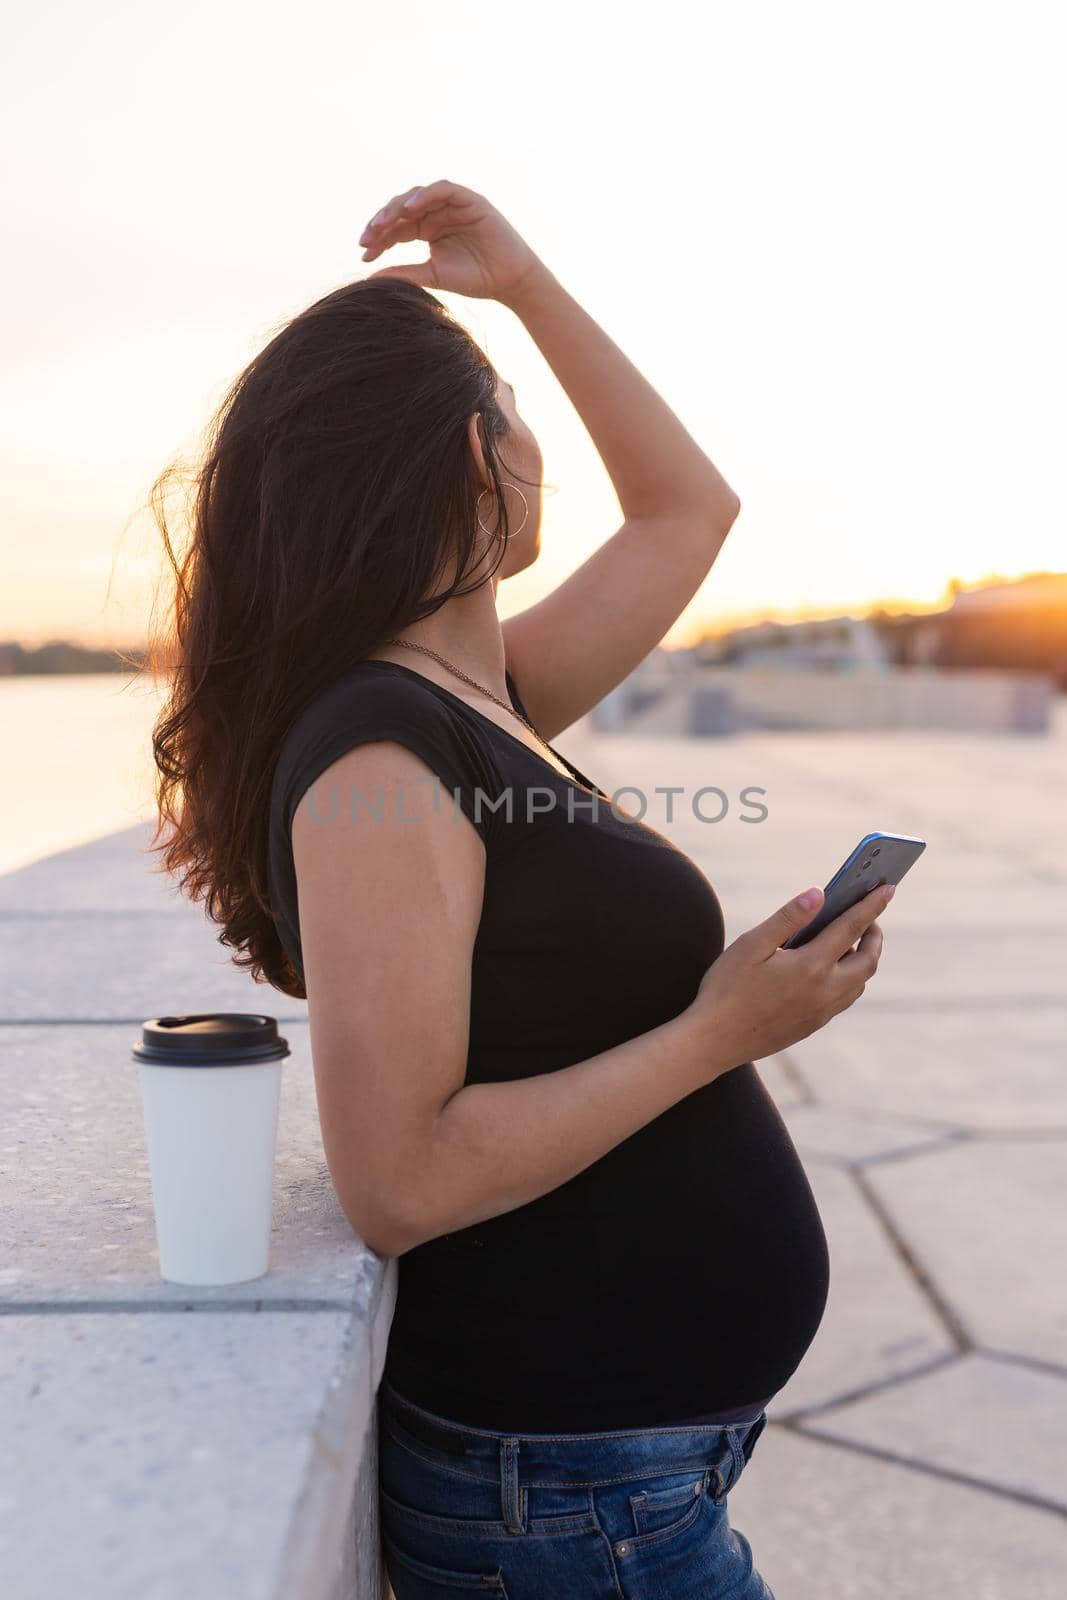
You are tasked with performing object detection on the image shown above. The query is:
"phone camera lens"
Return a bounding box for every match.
[872,847,882,857]
[861,857,873,869]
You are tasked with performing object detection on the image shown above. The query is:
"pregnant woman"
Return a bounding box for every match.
[150,181,889,1599]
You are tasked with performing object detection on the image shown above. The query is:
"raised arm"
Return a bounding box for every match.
[498,259,741,739]
[358,180,741,742]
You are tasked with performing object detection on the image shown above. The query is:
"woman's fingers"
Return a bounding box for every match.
[839,919,884,977]
[399,179,481,215]
[360,217,425,261]
[817,918,884,1021]
[355,180,529,301]
[362,188,419,234]
[807,883,894,964]
[359,181,479,247]
[358,189,420,247]
[360,204,473,261]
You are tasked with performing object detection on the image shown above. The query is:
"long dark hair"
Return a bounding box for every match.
[141,277,537,998]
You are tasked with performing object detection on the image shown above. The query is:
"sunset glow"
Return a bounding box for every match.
[3,1,1064,649]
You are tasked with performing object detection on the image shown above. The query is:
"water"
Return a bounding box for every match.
[0,672,168,877]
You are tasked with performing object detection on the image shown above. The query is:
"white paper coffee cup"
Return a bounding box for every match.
[132,1013,289,1286]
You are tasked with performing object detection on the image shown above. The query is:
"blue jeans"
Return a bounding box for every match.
[377,1378,775,1599]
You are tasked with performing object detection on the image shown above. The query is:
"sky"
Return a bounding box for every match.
[2,0,1064,650]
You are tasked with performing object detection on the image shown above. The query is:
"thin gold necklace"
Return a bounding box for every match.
[380,637,554,752]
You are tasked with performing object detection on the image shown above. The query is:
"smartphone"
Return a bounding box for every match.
[781,831,927,949]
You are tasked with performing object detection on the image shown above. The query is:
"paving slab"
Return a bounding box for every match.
[778,747,1067,840]
[728,1418,1067,1599]
[801,1353,1067,1512]
[679,907,1066,1006]
[766,1163,952,1418]
[866,1139,1067,1366]
[753,1052,809,1110]
[0,909,311,1023]
[0,822,179,914]
[786,1005,1067,1131]
[839,924,1067,1005]
[0,1020,381,1307]
[0,1309,362,1600]
[0,822,309,1025]
[618,722,1063,911]
[780,1101,960,1164]
[714,876,1048,942]
[575,735,850,853]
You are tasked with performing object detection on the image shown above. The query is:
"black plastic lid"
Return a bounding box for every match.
[132,1013,290,1067]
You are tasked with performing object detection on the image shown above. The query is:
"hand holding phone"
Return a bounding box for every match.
[691,873,894,1076]
[781,831,926,950]
[687,831,925,1079]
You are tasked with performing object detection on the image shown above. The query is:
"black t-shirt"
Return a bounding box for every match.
[267,659,829,1432]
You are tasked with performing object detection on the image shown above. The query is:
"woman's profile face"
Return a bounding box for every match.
[469,376,543,582]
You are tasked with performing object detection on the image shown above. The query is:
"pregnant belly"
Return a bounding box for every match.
[585,1063,831,1411]
[388,1064,829,1432]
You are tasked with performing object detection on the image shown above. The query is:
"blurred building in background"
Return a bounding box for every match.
[591,573,1065,738]
[870,572,1067,687]
[697,615,889,673]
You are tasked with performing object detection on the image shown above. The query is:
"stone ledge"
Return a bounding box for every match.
[0,828,394,1600]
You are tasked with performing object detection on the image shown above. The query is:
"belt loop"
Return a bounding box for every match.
[725,1428,747,1493]
[499,1437,526,1533]
[742,1411,768,1464]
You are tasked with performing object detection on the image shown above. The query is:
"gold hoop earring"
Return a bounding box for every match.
[477,484,529,542]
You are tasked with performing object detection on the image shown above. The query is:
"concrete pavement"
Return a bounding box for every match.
[562,707,1067,1596]
[3,707,1065,1598]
